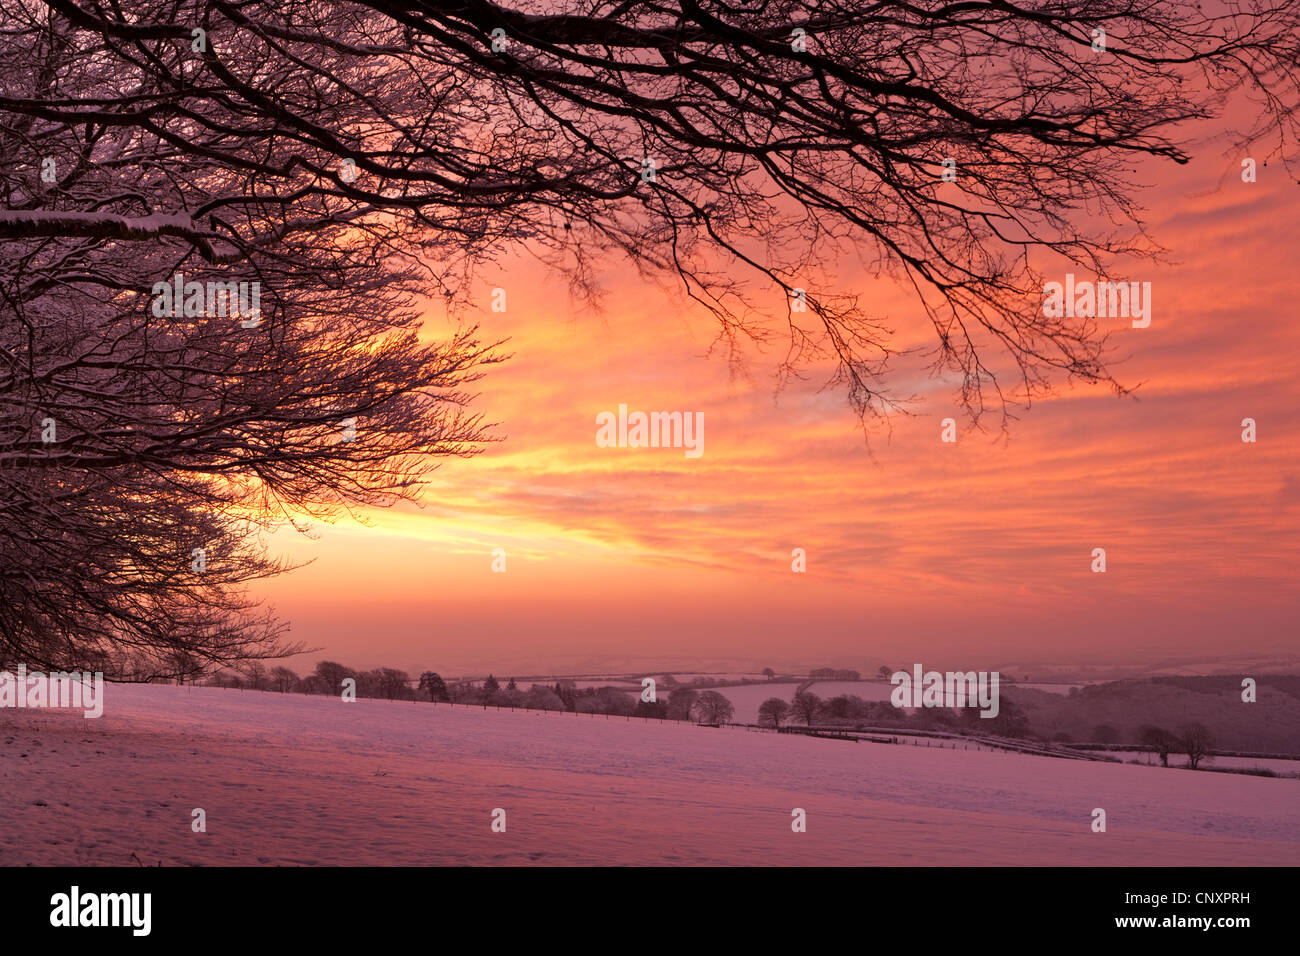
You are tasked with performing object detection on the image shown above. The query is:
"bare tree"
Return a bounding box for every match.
[5,0,1299,421]
[666,687,698,721]
[269,666,298,693]
[522,684,564,712]
[597,686,637,716]
[0,3,502,675]
[691,690,735,724]
[1180,723,1215,771]
[294,674,324,695]
[377,667,410,700]
[1139,725,1175,767]
[418,670,450,702]
[313,660,355,696]
[758,697,790,729]
[356,669,384,698]
[240,660,268,691]
[791,691,822,726]
[165,649,205,685]
[451,680,482,704]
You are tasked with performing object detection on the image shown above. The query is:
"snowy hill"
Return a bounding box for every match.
[2,683,1297,865]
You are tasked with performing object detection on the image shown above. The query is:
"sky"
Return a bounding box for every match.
[250,131,1300,680]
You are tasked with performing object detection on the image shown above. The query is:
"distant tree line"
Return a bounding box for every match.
[1047,722,1216,769]
[202,663,1224,768]
[205,664,895,698]
[756,690,1220,770]
[808,668,861,681]
[204,663,736,724]
[207,660,414,700]
[757,690,1032,738]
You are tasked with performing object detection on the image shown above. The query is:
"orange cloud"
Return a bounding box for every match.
[252,141,1300,677]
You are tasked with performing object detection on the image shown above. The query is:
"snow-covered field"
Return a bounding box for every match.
[659,673,772,682]
[707,682,802,722]
[711,680,1083,723]
[517,678,1080,725]
[2,684,1297,866]
[525,680,639,691]
[1128,754,1300,776]
[805,680,894,701]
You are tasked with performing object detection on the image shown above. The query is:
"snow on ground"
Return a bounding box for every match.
[525,680,640,691]
[2,683,1297,866]
[806,680,894,701]
[659,673,772,682]
[709,682,802,722]
[525,678,1079,724]
[1016,683,1081,695]
[714,680,1082,723]
[803,680,1080,699]
[1128,754,1300,776]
